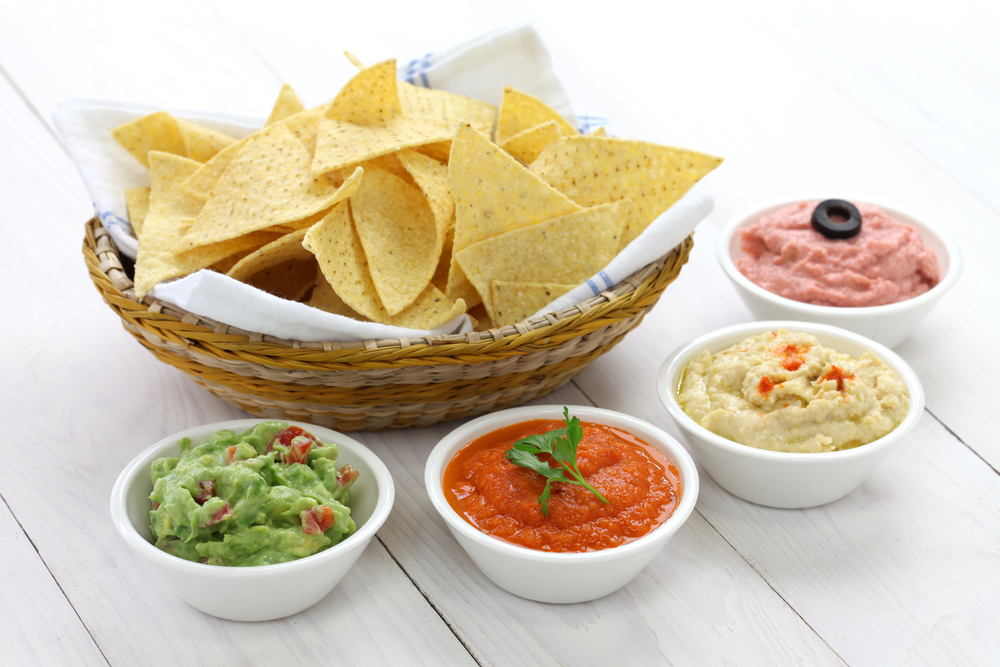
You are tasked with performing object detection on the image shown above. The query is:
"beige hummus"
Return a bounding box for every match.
[678,330,907,453]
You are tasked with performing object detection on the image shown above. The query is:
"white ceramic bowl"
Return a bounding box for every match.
[717,198,962,348]
[424,405,699,604]
[657,321,924,509]
[110,419,394,621]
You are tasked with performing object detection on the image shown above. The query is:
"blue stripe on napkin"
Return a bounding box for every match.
[403,53,435,87]
[96,205,131,234]
[577,114,609,134]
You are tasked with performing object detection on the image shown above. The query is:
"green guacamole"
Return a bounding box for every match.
[149,421,358,566]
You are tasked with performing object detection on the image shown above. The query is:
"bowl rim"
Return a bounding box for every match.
[424,404,700,563]
[656,320,926,461]
[109,418,395,578]
[716,196,963,317]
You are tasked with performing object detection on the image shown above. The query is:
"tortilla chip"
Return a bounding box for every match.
[530,136,723,249]
[386,285,465,331]
[398,81,496,135]
[308,276,369,320]
[468,303,493,331]
[398,150,452,214]
[446,123,581,306]
[112,111,185,168]
[266,83,306,126]
[303,202,465,328]
[207,250,252,275]
[343,51,365,70]
[176,120,236,162]
[431,227,454,293]
[125,186,151,237]
[259,224,298,235]
[350,165,438,315]
[491,281,576,327]
[174,234,284,277]
[312,115,454,177]
[495,86,577,145]
[590,126,607,137]
[282,106,326,157]
[328,58,401,126]
[174,124,361,252]
[416,140,451,163]
[443,256,480,308]
[226,228,312,282]
[499,120,562,164]
[303,202,374,315]
[455,200,630,320]
[397,148,453,255]
[360,152,412,182]
[245,258,317,302]
[179,134,251,200]
[276,208,334,232]
[134,152,277,298]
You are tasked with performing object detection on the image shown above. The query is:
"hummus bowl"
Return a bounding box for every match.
[110,419,394,621]
[425,405,699,604]
[657,321,924,508]
[717,198,962,348]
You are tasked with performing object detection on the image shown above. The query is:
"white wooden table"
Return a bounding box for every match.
[2,1,997,665]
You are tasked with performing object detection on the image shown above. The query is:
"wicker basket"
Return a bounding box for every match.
[83,218,692,431]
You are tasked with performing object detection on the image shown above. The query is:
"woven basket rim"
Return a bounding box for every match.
[85,217,687,353]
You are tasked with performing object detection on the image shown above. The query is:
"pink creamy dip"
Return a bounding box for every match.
[737,201,940,307]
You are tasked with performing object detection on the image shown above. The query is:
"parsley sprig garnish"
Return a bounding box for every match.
[505,407,609,516]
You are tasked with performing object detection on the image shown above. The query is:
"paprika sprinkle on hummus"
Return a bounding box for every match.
[776,343,807,371]
[443,419,681,553]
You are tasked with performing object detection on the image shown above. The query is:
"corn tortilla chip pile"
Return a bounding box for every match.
[113,55,722,335]
[226,229,317,302]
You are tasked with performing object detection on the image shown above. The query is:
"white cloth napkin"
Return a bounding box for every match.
[53,23,713,343]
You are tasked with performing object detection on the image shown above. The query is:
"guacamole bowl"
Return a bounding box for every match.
[110,419,394,621]
[425,405,699,604]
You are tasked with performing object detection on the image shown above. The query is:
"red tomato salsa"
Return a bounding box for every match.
[443,420,682,553]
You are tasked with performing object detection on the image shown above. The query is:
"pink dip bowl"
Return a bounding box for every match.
[717,198,961,348]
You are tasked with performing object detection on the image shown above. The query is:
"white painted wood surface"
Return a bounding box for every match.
[1,1,997,665]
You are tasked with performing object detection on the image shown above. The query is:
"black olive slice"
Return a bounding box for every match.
[811,199,862,239]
